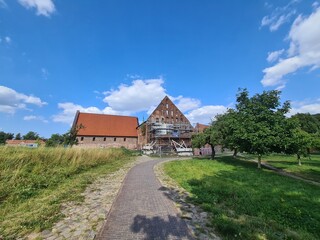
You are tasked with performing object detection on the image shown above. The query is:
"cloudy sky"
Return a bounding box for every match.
[1,0,320,137]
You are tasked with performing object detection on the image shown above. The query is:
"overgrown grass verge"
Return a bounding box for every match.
[164,156,320,240]
[0,147,134,239]
[240,153,320,183]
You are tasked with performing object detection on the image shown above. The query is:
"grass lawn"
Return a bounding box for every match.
[164,156,320,240]
[0,147,134,239]
[252,153,320,183]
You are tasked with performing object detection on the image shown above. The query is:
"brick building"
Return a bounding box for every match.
[72,96,195,151]
[6,139,45,147]
[194,123,209,133]
[137,96,193,151]
[72,111,138,149]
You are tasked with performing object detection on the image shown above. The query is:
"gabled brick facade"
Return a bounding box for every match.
[138,96,194,149]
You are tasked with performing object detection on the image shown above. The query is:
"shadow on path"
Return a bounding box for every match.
[131,214,194,240]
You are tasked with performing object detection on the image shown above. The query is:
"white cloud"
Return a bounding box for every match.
[24,115,48,123]
[262,7,320,88]
[261,1,298,31]
[289,99,320,115]
[186,105,228,125]
[18,0,55,17]
[0,85,47,114]
[41,67,49,80]
[267,49,285,62]
[4,36,11,43]
[103,78,167,112]
[0,0,7,8]
[0,36,11,44]
[52,102,125,125]
[171,96,201,112]
[53,78,227,126]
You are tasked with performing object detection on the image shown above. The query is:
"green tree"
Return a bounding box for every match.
[23,131,40,140]
[15,133,21,140]
[292,113,320,134]
[63,124,84,146]
[0,131,14,144]
[46,133,64,147]
[235,89,291,168]
[311,133,320,151]
[192,125,219,159]
[285,128,313,165]
[214,109,243,157]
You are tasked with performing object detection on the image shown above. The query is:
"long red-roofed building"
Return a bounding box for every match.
[72,111,139,149]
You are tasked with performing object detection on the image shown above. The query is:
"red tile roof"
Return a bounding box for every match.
[6,140,45,145]
[74,112,138,137]
[195,123,209,133]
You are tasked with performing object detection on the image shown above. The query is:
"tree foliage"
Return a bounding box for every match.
[45,134,65,147]
[192,126,219,159]
[23,131,40,140]
[214,109,243,157]
[63,124,84,147]
[0,131,14,145]
[292,113,320,134]
[192,89,320,168]
[234,89,291,168]
[284,127,313,165]
[15,133,21,140]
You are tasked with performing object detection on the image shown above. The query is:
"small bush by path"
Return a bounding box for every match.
[0,147,134,239]
[164,156,320,240]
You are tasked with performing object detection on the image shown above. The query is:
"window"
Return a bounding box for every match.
[166,103,169,108]
[156,118,159,123]
[114,138,116,142]
[93,137,95,141]
[80,137,84,141]
[171,111,173,116]
[103,137,106,141]
[166,110,169,115]
[124,138,126,142]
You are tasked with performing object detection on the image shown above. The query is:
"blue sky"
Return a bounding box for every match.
[1,0,320,138]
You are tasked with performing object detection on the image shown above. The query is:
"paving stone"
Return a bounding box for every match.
[25,157,149,239]
[97,158,194,240]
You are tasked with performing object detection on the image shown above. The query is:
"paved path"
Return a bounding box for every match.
[97,157,194,240]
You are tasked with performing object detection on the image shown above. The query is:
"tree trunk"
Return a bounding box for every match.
[233,148,238,158]
[257,154,262,169]
[210,144,215,160]
[297,154,302,166]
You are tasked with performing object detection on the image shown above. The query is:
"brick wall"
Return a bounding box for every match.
[75,136,138,149]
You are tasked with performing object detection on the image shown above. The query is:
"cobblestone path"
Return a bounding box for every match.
[97,157,194,240]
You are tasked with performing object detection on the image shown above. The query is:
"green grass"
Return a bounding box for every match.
[164,156,320,240]
[0,146,134,239]
[241,153,320,183]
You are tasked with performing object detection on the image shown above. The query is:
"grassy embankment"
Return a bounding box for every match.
[245,153,320,183]
[164,156,320,240]
[0,147,134,239]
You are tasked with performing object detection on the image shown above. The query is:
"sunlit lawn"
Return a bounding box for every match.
[164,156,320,240]
[242,153,320,183]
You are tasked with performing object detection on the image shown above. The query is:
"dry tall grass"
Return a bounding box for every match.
[0,146,132,239]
